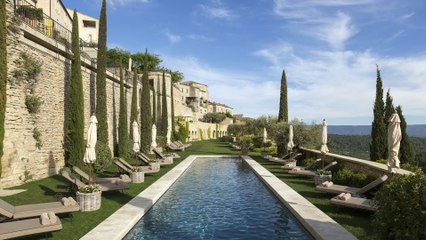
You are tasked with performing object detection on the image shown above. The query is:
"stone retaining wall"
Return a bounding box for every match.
[1,3,136,187]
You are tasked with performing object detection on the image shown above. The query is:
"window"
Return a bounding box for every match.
[83,20,96,28]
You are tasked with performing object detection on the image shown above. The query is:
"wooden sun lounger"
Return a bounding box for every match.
[282,158,322,171]
[61,171,128,192]
[167,142,185,151]
[0,199,79,220]
[137,152,172,166]
[0,215,62,239]
[316,175,389,195]
[330,195,377,211]
[72,166,131,184]
[268,153,303,164]
[114,158,160,175]
[176,140,191,148]
[288,161,338,177]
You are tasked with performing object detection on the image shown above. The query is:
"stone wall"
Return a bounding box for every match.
[0,3,135,187]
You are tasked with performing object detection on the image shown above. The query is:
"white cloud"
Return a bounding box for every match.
[400,12,415,20]
[386,30,404,42]
[164,31,182,44]
[312,12,357,49]
[252,42,295,69]
[198,2,236,20]
[107,0,149,6]
[187,34,215,42]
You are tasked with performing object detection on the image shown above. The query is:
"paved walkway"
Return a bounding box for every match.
[82,155,356,240]
[0,188,27,197]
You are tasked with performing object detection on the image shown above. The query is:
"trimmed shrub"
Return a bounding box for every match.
[373,171,426,240]
[94,141,112,173]
[332,168,375,188]
[0,0,7,176]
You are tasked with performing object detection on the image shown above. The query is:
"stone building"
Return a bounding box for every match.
[66,9,99,45]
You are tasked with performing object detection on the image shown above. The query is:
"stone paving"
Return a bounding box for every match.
[82,155,357,240]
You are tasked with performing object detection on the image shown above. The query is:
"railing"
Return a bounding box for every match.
[13,0,98,61]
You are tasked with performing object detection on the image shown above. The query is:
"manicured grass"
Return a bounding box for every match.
[3,140,373,239]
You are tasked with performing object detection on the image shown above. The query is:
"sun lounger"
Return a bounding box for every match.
[167,142,185,151]
[61,171,128,192]
[268,153,303,164]
[282,158,322,170]
[114,158,160,175]
[152,149,174,165]
[72,166,131,184]
[0,198,79,220]
[288,161,338,177]
[0,214,62,239]
[176,140,191,148]
[330,194,377,211]
[316,174,389,195]
[137,152,172,166]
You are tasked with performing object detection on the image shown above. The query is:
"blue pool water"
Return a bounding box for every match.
[124,157,313,239]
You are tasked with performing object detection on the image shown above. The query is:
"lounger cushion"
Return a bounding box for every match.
[0,217,62,239]
[316,185,361,195]
[0,199,15,218]
[330,196,377,211]
[14,201,80,219]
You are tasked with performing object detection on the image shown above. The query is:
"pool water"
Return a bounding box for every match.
[124,157,313,239]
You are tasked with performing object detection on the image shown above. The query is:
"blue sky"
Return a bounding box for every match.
[62,0,426,125]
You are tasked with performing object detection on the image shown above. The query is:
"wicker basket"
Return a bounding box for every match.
[76,191,102,212]
[131,171,145,183]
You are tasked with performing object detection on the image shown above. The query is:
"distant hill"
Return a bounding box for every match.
[328,124,426,138]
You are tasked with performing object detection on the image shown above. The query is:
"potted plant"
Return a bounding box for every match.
[314,169,332,186]
[260,141,272,157]
[130,167,145,183]
[76,184,102,212]
[238,136,252,155]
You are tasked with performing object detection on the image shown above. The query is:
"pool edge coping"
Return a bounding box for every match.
[81,155,357,240]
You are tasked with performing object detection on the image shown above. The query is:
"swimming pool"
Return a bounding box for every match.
[124,157,313,239]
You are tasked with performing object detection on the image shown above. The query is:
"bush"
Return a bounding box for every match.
[373,171,426,240]
[376,159,387,165]
[333,168,376,188]
[300,157,315,167]
[32,127,42,149]
[94,141,112,173]
[25,95,42,113]
[200,112,226,123]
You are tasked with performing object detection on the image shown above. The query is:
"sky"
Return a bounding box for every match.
[62,0,426,125]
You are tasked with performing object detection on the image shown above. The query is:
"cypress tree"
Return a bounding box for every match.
[161,71,168,136]
[129,70,138,138]
[118,67,128,157]
[396,106,415,165]
[65,11,85,167]
[152,84,156,125]
[370,66,387,161]
[140,49,152,153]
[384,89,395,125]
[383,89,394,158]
[0,0,7,176]
[171,75,176,136]
[278,69,288,122]
[96,0,109,145]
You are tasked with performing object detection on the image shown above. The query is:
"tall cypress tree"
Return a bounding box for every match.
[118,66,128,157]
[384,89,395,125]
[140,49,152,153]
[152,84,156,125]
[129,70,138,139]
[384,89,394,158]
[95,0,109,145]
[396,106,415,165]
[0,0,7,176]
[65,11,85,167]
[171,75,176,136]
[370,66,387,161]
[161,71,168,136]
[278,69,288,122]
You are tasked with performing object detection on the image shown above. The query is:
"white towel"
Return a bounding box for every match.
[61,197,71,206]
[67,197,77,206]
[322,181,329,187]
[40,212,50,225]
[322,181,333,187]
[337,193,346,200]
[48,212,57,224]
[337,192,351,201]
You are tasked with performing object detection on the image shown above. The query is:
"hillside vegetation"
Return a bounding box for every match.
[328,134,426,171]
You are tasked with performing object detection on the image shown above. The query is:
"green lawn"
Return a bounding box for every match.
[3,140,373,239]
